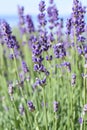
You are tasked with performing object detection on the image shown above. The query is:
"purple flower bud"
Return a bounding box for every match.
[19,104,25,115]
[22,61,29,73]
[39,1,45,12]
[78,117,83,124]
[46,55,52,61]
[83,104,87,113]
[53,43,66,59]
[0,20,12,36]
[27,101,35,112]
[53,101,59,112]
[71,74,76,86]
[8,82,14,95]
[25,15,35,33]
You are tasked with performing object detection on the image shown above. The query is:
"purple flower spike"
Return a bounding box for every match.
[19,104,25,115]
[27,101,35,112]
[47,1,59,30]
[53,101,59,112]
[71,74,76,86]
[49,0,54,4]
[0,20,12,36]
[39,1,45,12]
[53,43,66,59]
[78,117,83,124]
[25,15,35,33]
[8,82,14,96]
[22,61,29,73]
[83,104,87,113]
[66,0,86,43]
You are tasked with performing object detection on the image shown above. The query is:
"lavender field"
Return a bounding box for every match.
[0,0,87,129]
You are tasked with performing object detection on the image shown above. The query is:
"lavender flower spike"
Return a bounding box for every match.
[19,104,25,115]
[27,101,35,112]
[53,101,59,112]
[78,117,83,124]
[83,104,87,114]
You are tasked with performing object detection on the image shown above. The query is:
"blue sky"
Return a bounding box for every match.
[0,0,86,16]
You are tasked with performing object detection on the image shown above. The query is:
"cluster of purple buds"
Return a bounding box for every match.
[61,61,71,72]
[7,35,19,49]
[32,55,44,63]
[32,36,49,75]
[8,81,15,100]
[39,0,45,12]
[83,104,87,115]
[22,61,29,73]
[38,1,47,26]
[77,44,87,61]
[66,17,72,35]
[0,21,20,59]
[47,32,54,43]
[39,31,51,52]
[32,42,42,56]
[47,0,59,30]
[0,20,11,44]
[32,37,43,72]
[25,15,35,33]
[53,101,59,112]
[0,20,12,37]
[8,82,14,96]
[78,117,83,124]
[27,101,35,112]
[53,43,66,59]
[83,45,87,63]
[28,35,35,48]
[49,0,54,4]
[66,0,86,43]
[77,36,86,43]
[38,12,47,26]
[71,74,76,86]
[17,6,26,34]
[16,72,30,87]
[77,45,83,55]
[72,0,86,40]
[18,6,25,25]
[38,1,51,62]
[34,64,49,76]
[32,77,46,90]
[19,72,25,85]
[56,18,64,42]
[46,55,52,61]
[9,53,14,60]
[19,104,25,115]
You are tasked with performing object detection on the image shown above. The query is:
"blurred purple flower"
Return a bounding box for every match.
[27,101,35,112]
[53,101,59,112]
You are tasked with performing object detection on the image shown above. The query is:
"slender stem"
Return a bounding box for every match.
[80,123,83,130]
[71,87,74,130]
[84,72,86,130]
[42,87,48,130]
[12,99,26,130]
[55,113,57,130]
[11,49,20,81]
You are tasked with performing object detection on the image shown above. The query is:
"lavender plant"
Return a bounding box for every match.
[0,0,87,130]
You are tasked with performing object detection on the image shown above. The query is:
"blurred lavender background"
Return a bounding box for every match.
[0,0,87,27]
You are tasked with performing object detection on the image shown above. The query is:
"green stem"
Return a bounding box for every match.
[80,123,83,130]
[43,88,48,130]
[71,87,74,130]
[84,70,86,130]
[11,49,20,81]
[12,99,26,130]
[55,113,57,130]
